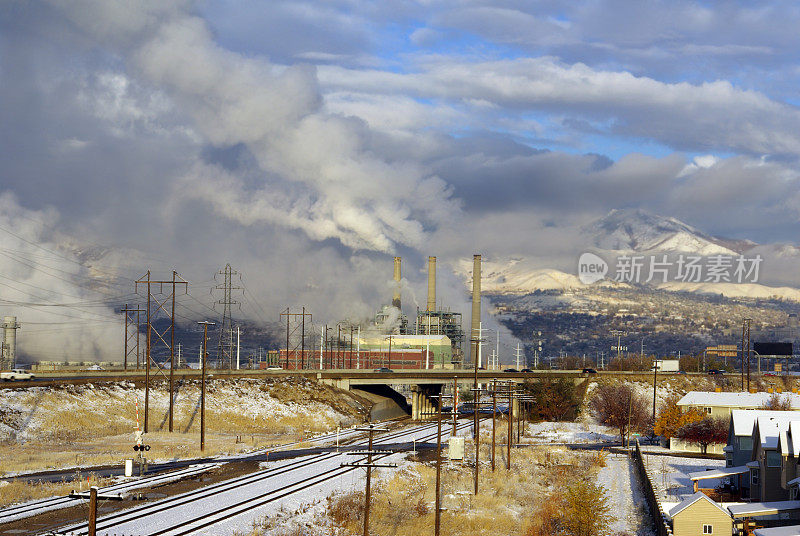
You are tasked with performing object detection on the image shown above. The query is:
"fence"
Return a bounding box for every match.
[632,439,674,536]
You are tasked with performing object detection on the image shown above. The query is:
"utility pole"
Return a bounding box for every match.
[236,326,240,370]
[198,321,214,452]
[69,487,123,536]
[652,355,658,435]
[453,377,458,436]
[215,264,241,369]
[419,391,454,536]
[514,343,522,370]
[496,329,500,370]
[433,393,452,536]
[342,425,395,536]
[491,380,497,471]
[743,318,752,391]
[507,385,513,470]
[135,271,187,434]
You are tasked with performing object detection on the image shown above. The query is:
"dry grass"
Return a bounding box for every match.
[0,378,365,476]
[321,442,610,536]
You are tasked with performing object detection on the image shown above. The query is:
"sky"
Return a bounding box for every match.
[1,1,800,360]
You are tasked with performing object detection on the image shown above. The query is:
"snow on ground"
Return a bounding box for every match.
[0,463,220,525]
[53,421,463,536]
[0,379,360,444]
[523,421,618,443]
[597,452,656,536]
[643,454,724,502]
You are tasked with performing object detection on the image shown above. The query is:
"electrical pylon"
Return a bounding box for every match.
[214,264,241,369]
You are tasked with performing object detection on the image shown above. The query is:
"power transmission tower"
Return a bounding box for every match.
[214,264,241,369]
[120,304,144,371]
[135,271,188,434]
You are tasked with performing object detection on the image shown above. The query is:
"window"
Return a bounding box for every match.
[704,407,713,415]
[703,525,713,534]
[767,451,781,467]
[739,436,753,450]
[726,453,733,467]
[791,487,798,500]
[752,467,760,485]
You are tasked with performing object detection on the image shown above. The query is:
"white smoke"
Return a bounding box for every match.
[55,0,461,254]
[0,193,122,362]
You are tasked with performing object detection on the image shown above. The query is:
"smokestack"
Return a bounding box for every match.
[392,256,402,310]
[427,256,436,312]
[470,255,481,367]
[2,316,19,370]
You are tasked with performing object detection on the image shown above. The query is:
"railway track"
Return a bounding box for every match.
[0,464,220,525]
[1,416,411,525]
[52,419,472,536]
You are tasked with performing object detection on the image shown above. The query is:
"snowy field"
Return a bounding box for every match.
[523,421,618,443]
[643,454,724,502]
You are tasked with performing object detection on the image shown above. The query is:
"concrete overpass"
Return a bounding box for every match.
[6,368,695,420]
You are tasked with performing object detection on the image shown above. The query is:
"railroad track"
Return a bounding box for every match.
[52,419,472,536]
[0,464,220,525]
[1,416,412,524]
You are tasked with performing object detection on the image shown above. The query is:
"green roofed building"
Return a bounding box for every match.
[358,334,453,369]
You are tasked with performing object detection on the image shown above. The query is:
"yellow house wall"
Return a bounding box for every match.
[672,500,732,536]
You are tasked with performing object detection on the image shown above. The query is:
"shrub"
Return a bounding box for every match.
[589,382,650,441]
[654,394,703,440]
[523,378,580,421]
[563,479,614,536]
[761,393,793,411]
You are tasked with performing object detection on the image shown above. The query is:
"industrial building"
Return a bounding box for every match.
[370,255,465,369]
[276,348,429,370]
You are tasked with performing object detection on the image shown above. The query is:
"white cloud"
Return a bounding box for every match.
[318,56,800,156]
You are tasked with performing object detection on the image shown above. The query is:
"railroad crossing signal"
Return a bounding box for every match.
[133,429,150,451]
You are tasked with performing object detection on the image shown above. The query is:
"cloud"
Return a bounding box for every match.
[52,0,461,254]
[319,56,800,156]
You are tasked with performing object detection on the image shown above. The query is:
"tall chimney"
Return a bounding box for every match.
[2,316,19,370]
[470,255,481,367]
[427,256,436,312]
[392,256,402,310]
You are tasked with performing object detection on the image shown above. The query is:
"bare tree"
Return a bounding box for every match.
[589,382,650,441]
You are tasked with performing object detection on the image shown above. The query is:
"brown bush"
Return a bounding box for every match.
[589,382,650,440]
[327,490,364,527]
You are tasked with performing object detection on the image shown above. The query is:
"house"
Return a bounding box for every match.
[668,492,732,536]
[672,392,800,454]
[726,410,800,498]
[751,417,792,502]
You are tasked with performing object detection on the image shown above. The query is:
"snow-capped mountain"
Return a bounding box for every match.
[457,209,800,302]
[585,208,746,256]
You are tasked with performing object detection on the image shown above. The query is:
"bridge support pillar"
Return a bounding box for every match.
[411,385,443,421]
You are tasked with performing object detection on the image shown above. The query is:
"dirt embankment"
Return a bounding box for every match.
[0,377,369,477]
